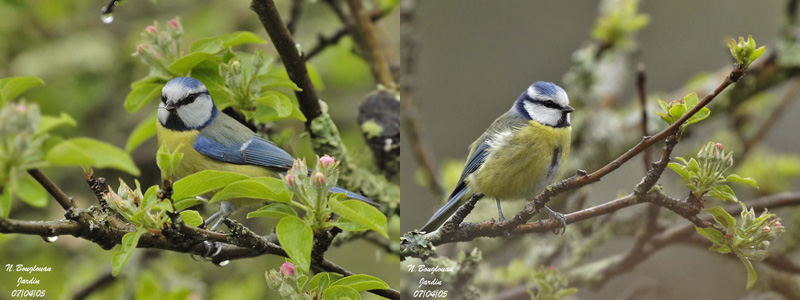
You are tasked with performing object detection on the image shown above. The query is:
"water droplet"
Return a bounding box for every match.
[217,260,230,267]
[42,236,58,243]
[101,13,114,24]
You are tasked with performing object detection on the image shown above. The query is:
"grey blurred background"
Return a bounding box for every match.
[401,0,799,299]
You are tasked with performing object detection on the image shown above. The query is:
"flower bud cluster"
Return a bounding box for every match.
[265,262,312,300]
[695,141,734,191]
[280,155,341,231]
[104,179,167,232]
[736,205,785,261]
[0,102,46,183]
[133,18,184,77]
[219,50,269,111]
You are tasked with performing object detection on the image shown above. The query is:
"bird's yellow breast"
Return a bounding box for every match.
[156,122,273,179]
[472,121,570,200]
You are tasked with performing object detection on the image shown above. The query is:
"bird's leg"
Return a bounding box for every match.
[542,206,567,234]
[496,199,506,222]
[206,201,235,231]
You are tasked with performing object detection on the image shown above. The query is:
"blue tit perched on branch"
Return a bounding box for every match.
[420,81,573,233]
[156,77,376,229]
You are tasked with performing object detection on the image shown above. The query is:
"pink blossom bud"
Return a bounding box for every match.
[15,104,27,113]
[168,19,179,29]
[135,43,147,54]
[762,226,771,232]
[715,143,723,151]
[312,171,325,186]
[775,220,782,227]
[285,174,295,187]
[320,155,336,169]
[280,262,295,277]
[677,98,684,104]
[145,25,157,35]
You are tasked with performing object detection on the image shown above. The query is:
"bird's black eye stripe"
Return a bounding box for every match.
[177,91,209,106]
[543,100,559,109]
[161,94,167,104]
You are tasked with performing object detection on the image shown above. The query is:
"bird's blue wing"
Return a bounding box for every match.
[419,139,491,232]
[193,134,294,170]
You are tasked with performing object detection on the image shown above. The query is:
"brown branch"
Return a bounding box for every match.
[72,270,114,300]
[251,0,321,127]
[345,0,395,88]
[306,5,388,60]
[27,168,75,210]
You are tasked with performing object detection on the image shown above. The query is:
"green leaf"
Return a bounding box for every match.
[307,272,344,293]
[329,196,388,238]
[179,210,204,227]
[740,257,757,290]
[331,274,389,292]
[726,174,759,188]
[0,76,44,103]
[210,177,291,204]
[124,83,162,113]
[190,32,266,53]
[168,52,218,75]
[696,226,726,246]
[750,46,766,62]
[657,100,669,113]
[171,170,249,201]
[333,218,370,232]
[156,143,184,180]
[125,111,157,153]
[174,198,205,211]
[247,203,297,219]
[683,93,699,108]
[259,75,301,91]
[688,158,700,173]
[46,138,140,176]
[11,174,48,207]
[684,107,710,127]
[321,286,361,300]
[190,60,226,90]
[276,216,313,273]
[37,113,76,135]
[188,39,224,54]
[667,162,689,180]
[112,228,147,276]
[705,206,736,231]
[669,103,686,119]
[253,91,293,118]
[709,185,738,202]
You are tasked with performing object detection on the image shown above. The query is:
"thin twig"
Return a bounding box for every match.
[305,9,388,61]
[636,63,652,170]
[27,169,75,210]
[72,270,114,300]
[285,0,304,35]
[345,0,395,88]
[742,76,800,155]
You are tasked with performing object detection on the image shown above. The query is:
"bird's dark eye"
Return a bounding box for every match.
[543,100,559,109]
[161,94,167,104]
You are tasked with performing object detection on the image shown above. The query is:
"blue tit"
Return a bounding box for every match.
[420,81,573,233]
[156,77,376,229]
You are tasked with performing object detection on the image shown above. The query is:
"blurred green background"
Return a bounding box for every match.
[0,0,398,299]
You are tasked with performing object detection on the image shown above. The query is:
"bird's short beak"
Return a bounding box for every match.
[164,104,177,112]
[562,105,575,113]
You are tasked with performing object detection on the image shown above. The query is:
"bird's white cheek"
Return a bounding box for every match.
[177,99,213,129]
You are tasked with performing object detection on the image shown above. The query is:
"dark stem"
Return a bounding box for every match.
[28,168,75,210]
[285,0,304,35]
[636,63,652,170]
[305,9,388,61]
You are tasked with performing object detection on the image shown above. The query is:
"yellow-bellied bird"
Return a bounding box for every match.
[420,81,573,233]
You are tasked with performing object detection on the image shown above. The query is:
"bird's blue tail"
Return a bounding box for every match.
[329,186,380,207]
[419,187,468,233]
